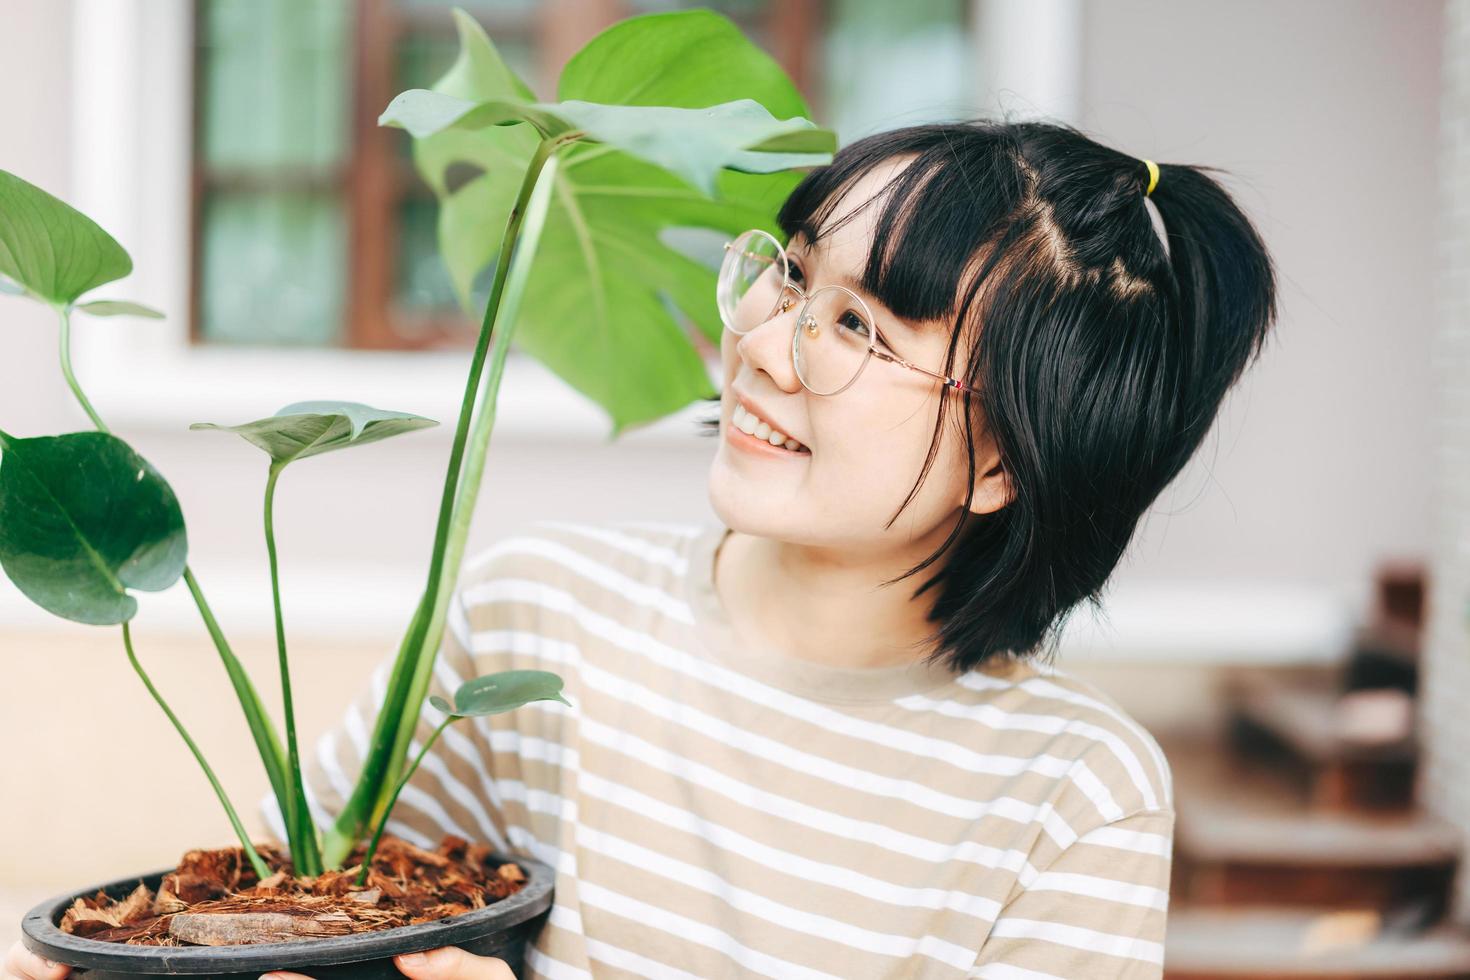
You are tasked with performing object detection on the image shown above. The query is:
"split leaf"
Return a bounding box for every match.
[393,7,832,437]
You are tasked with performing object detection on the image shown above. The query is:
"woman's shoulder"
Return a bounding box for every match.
[456,517,703,615]
[948,654,1176,821]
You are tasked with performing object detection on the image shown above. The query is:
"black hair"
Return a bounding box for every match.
[695,117,1278,675]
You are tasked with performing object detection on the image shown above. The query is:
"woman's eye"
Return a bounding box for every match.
[839,310,871,339]
[787,261,806,285]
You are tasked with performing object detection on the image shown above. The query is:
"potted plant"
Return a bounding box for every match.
[4,6,833,977]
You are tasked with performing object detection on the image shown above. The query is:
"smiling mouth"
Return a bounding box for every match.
[731,402,809,453]
[727,422,811,458]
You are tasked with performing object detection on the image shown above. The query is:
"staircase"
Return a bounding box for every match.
[1163,562,1470,978]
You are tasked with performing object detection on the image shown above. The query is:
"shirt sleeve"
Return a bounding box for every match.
[256,581,513,860]
[970,808,1176,980]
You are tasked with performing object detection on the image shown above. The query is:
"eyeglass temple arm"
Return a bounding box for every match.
[871,347,974,392]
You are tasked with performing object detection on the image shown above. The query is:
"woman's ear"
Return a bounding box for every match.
[967,458,1012,516]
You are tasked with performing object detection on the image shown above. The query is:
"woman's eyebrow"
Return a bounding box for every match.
[790,235,909,338]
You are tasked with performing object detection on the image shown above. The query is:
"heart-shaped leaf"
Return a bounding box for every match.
[398,8,829,437]
[0,168,133,306]
[189,400,438,466]
[75,299,165,319]
[429,669,571,718]
[0,430,187,625]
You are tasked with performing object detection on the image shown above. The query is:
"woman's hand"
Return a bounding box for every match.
[261,946,514,979]
[3,940,69,979]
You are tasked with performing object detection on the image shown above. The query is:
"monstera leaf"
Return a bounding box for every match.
[189,400,438,467]
[382,94,832,197]
[394,8,833,437]
[429,669,571,718]
[0,430,188,625]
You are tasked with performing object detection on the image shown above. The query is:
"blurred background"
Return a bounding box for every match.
[0,0,1460,974]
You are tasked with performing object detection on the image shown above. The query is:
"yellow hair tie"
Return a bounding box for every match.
[1142,158,1159,197]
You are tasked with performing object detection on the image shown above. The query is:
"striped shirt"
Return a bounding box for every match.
[269,519,1175,979]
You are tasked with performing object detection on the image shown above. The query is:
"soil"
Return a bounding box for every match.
[56,834,529,947]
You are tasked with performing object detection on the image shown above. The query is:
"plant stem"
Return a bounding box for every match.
[121,621,272,882]
[353,718,454,886]
[182,567,291,821]
[263,461,322,877]
[56,304,106,431]
[56,304,293,842]
[323,133,571,868]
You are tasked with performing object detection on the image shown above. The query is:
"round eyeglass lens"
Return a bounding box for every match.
[718,229,792,335]
[793,285,876,396]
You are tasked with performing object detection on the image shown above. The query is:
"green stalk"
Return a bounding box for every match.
[263,461,322,877]
[378,145,559,807]
[122,621,272,881]
[353,717,454,886]
[57,304,292,832]
[322,133,572,868]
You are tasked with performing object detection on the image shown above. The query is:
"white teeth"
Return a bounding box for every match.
[733,403,807,452]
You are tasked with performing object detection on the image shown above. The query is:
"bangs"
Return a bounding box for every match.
[774,130,1026,331]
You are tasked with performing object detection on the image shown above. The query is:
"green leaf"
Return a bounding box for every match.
[398,7,830,438]
[0,169,133,305]
[75,299,165,319]
[189,400,438,467]
[430,669,571,718]
[382,93,832,198]
[0,274,25,296]
[0,430,187,625]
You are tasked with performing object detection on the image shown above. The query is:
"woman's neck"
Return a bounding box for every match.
[713,526,952,670]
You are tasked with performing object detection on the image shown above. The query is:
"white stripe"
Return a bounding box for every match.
[987,917,1164,965]
[958,670,1174,806]
[576,656,1080,838]
[573,821,977,969]
[460,576,1126,824]
[1025,870,1168,910]
[896,691,1162,811]
[524,945,593,980]
[576,879,849,980]
[572,715,1038,873]
[576,768,1001,920]
[971,964,1069,980]
[530,900,709,980]
[460,719,1025,922]
[1082,820,1173,857]
[465,535,690,622]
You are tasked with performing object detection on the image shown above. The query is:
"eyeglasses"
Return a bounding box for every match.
[717,228,975,397]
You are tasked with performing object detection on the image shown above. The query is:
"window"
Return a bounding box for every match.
[190,0,855,352]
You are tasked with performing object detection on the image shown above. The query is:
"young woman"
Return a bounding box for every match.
[3,118,1276,980]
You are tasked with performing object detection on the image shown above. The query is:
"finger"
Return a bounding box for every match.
[394,946,514,979]
[3,941,69,980]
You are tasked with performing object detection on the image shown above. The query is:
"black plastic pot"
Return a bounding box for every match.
[21,851,554,979]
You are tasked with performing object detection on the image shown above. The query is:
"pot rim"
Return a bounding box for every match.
[20,849,555,974]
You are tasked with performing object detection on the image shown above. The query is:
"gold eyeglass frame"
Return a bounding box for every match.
[719,229,976,398]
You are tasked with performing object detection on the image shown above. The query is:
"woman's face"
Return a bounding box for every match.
[708,156,1007,558]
